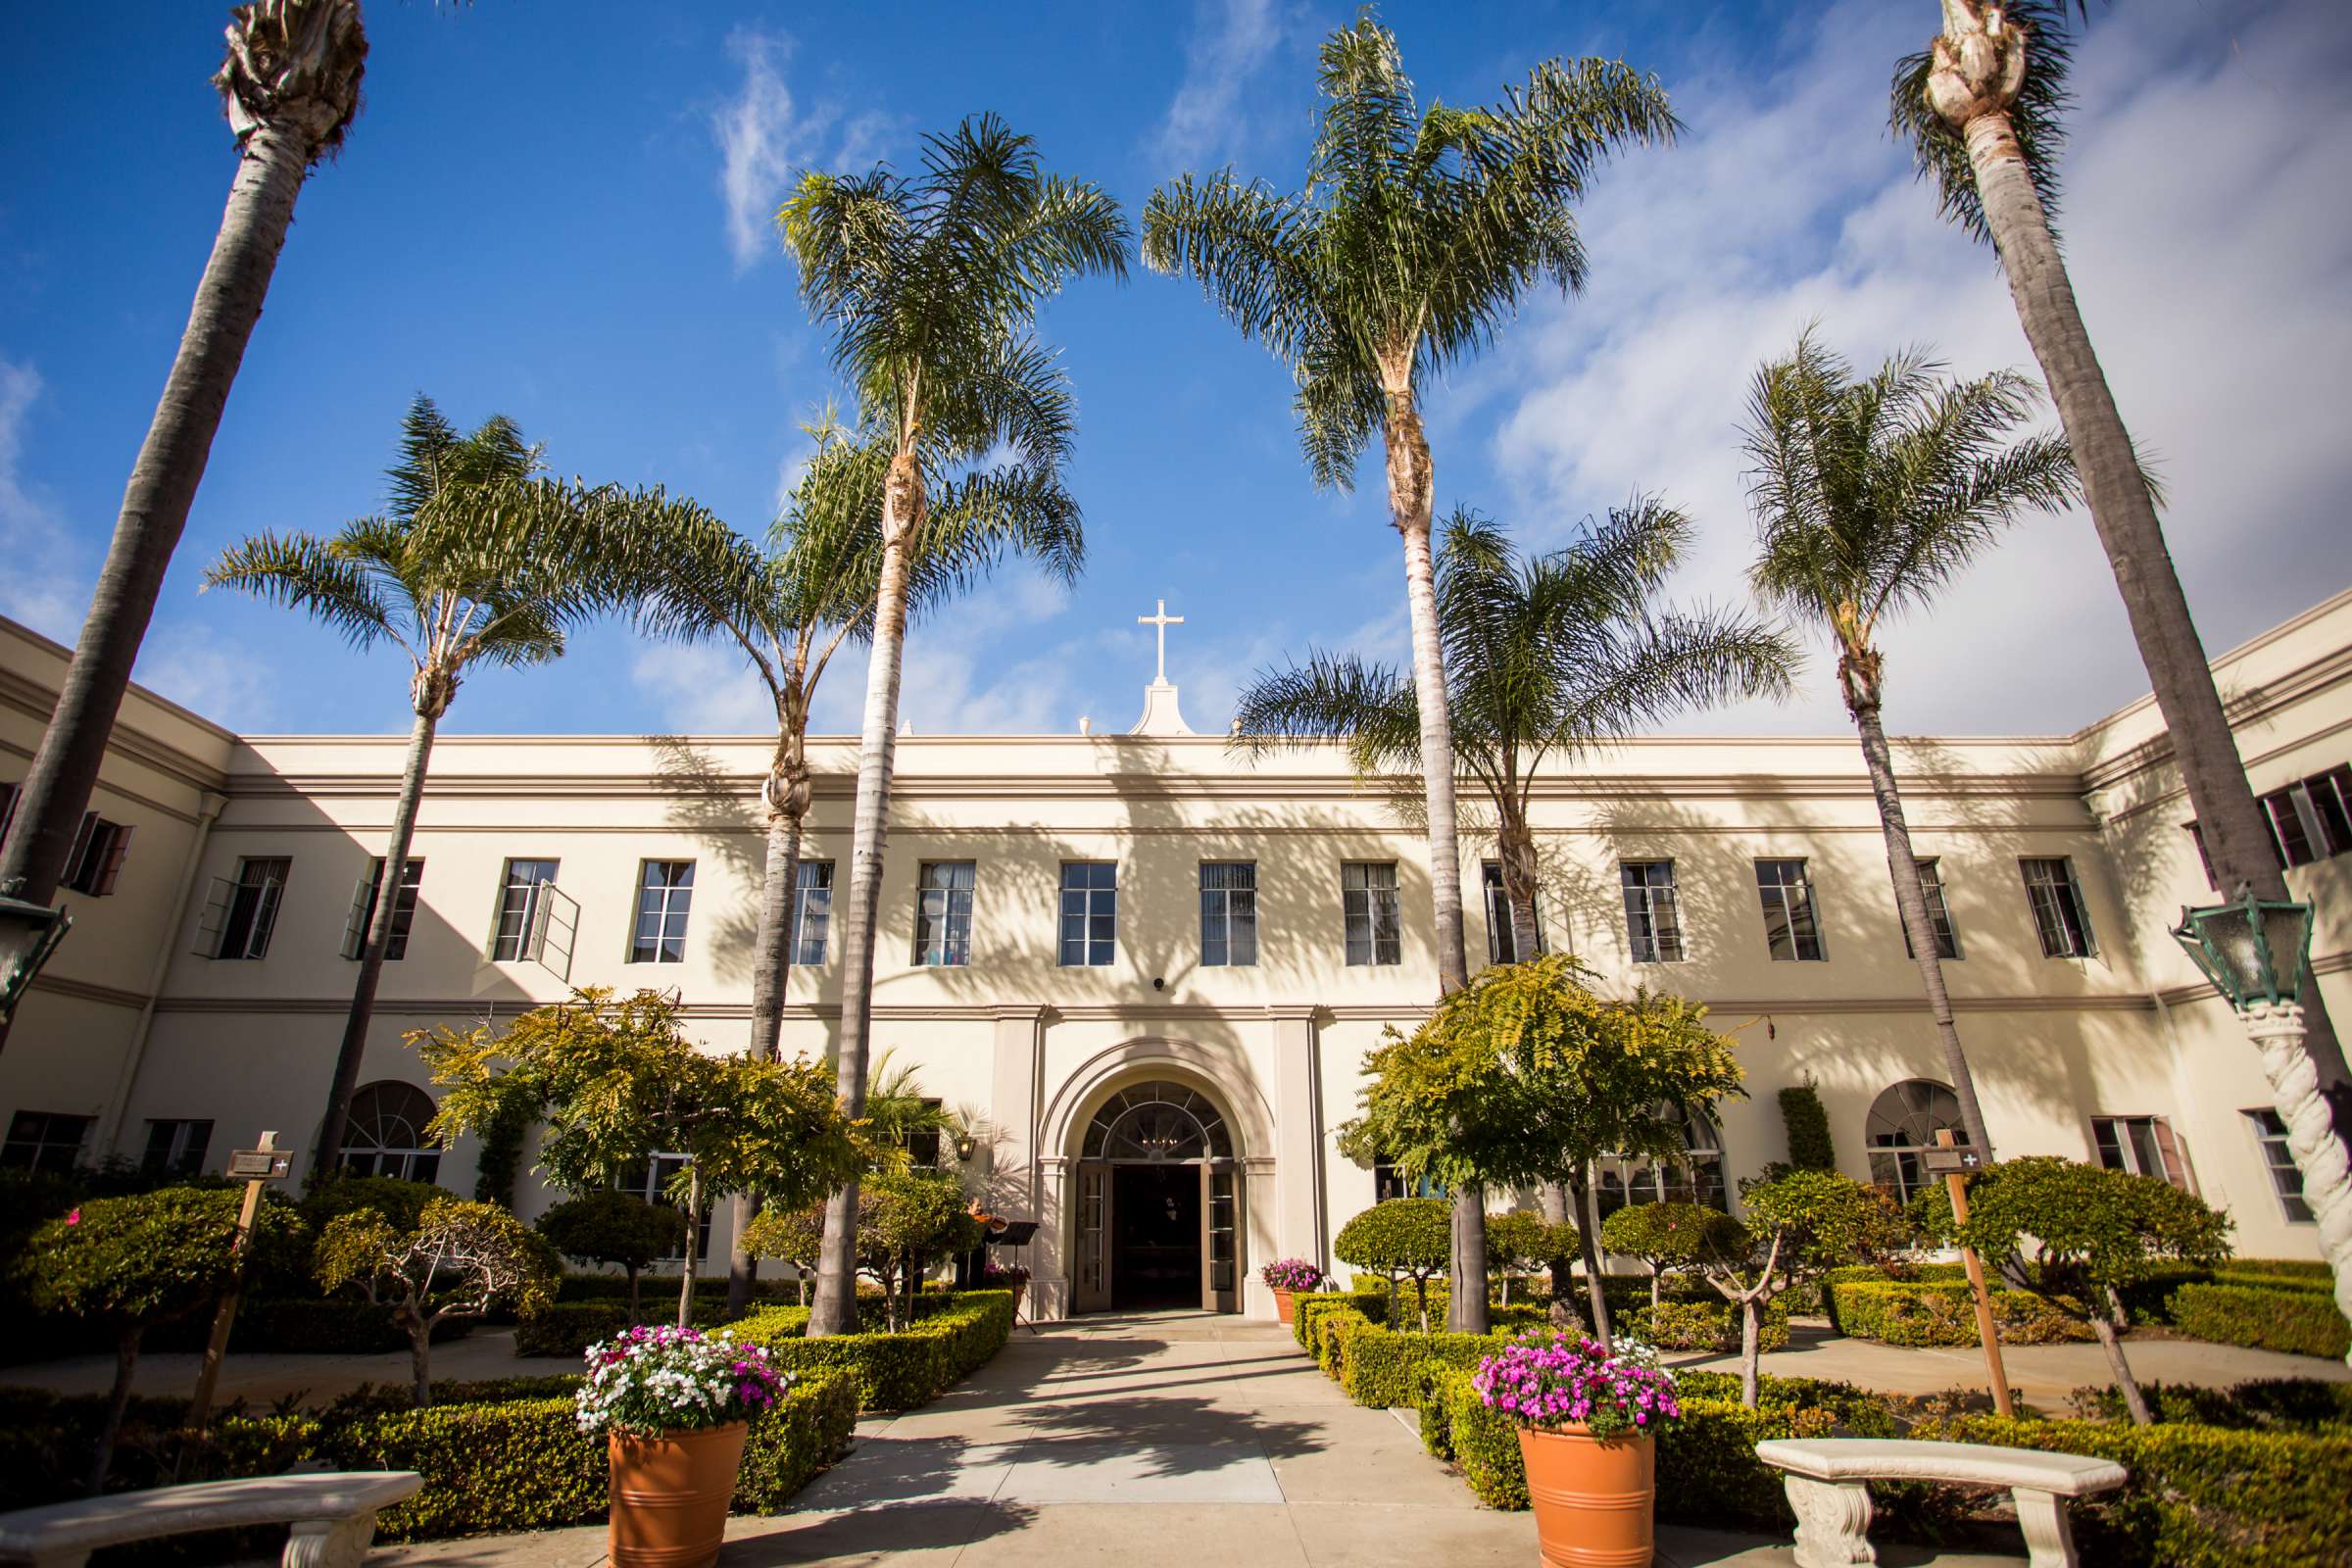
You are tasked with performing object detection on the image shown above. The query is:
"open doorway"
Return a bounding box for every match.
[1112,1164,1200,1307]
[1070,1079,1246,1313]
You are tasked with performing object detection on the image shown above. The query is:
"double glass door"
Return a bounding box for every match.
[1073,1159,1243,1312]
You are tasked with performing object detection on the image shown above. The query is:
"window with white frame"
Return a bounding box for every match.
[1343,861,1401,966]
[343,858,423,960]
[2089,1114,2193,1191]
[1620,859,1684,963]
[141,1118,215,1179]
[2256,763,2352,869]
[60,812,134,897]
[2020,857,2095,958]
[1864,1079,1968,1205]
[629,859,695,963]
[1901,858,1960,960]
[339,1081,441,1183]
[196,857,290,960]
[2244,1108,2314,1222]
[1,1110,90,1172]
[1482,861,1543,963]
[1593,1102,1727,1218]
[792,859,834,964]
[1200,860,1257,966]
[1058,861,1116,966]
[913,860,975,966]
[491,858,561,961]
[1755,858,1826,961]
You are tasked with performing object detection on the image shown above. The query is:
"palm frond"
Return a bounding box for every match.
[1231,651,1420,777]
[1890,0,2084,246]
[203,528,407,654]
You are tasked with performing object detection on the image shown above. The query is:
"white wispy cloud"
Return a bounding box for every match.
[712,27,810,273]
[1485,0,2352,737]
[0,358,85,640]
[631,641,775,734]
[1152,0,1298,173]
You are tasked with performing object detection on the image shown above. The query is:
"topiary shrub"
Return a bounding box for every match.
[2166,1282,2349,1360]
[300,1175,451,1236]
[1830,1280,2093,1347]
[1334,1199,1452,1333]
[1628,1295,1792,1354]
[1601,1201,1736,1310]
[14,1186,308,1492]
[1484,1209,1576,1306]
[315,1198,558,1406]
[1777,1079,1836,1170]
[533,1192,687,1323]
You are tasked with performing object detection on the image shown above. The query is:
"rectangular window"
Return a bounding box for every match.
[343,858,424,960]
[913,860,975,966]
[629,859,696,963]
[2021,857,2095,957]
[491,858,561,961]
[2186,762,2352,876]
[1343,861,1401,966]
[1200,860,1257,967]
[792,859,834,965]
[1482,862,1544,964]
[2245,1108,2314,1222]
[199,857,290,960]
[906,1100,945,1170]
[614,1153,712,1258]
[60,812,134,897]
[1,1110,91,1172]
[2089,1114,2193,1191]
[1372,1155,1446,1201]
[1059,861,1117,967]
[1755,858,1826,961]
[140,1118,215,1179]
[1620,859,1685,963]
[1901,858,1960,961]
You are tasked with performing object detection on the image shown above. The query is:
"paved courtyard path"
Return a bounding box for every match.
[376,1312,2030,1568]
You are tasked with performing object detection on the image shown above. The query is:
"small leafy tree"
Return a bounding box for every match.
[1341,954,1743,1349]
[17,1188,306,1491]
[742,1172,980,1331]
[315,1198,556,1407]
[1335,1199,1452,1333]
[534,1192,688,1322]
[420,987,864,1328]
[1696,1170,1909,1407]
[1600,1200,1730,1311]
[1485,1209,1577,1307]
[1924,1156,2231,1426]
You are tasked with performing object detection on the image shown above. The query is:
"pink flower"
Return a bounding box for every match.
[65,1209,79,1226]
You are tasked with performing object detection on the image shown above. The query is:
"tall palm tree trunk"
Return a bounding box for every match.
[312,706,437,1184]
[1954,101,2352,1109]
[1382,386,1484,1336]
[0,124,314,935]
[809,460,919,1337]
[1496,814,1544,963]
[1849,685,1993,1157]
[726,796,803,1315]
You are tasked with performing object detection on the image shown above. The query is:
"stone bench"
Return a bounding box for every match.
[1754,1438,2127,1568]
[0,1471,422,1568]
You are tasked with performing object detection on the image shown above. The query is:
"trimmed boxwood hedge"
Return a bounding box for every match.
[1626,1296,1792,1354]
[2166,1282,2349,1359]
[1313,1308,1505,1409]
[736,1289,1013,1411]
[1829,1280,2092,1346]
[513,1298,744,1358]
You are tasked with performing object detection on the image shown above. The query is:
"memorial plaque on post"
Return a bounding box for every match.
[226,1149,296,1180]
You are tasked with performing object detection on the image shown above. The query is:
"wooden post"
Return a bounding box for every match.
[180,1132,283,1457]
[1937,1128,2014,1418]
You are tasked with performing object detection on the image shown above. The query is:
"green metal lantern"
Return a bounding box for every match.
[2170,887,2315,1011]
[0,882,72,1026]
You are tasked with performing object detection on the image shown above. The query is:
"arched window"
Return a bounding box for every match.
[1593,1102,1726,1219]
[1865,1079,1966,1204]
[1081,1081,1233,1161]
[341,1081,442,1184]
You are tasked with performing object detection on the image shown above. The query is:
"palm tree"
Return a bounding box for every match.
[1742,329,2081,1159]
[778,115,1125,1336]
[0,2,370,959]
[1236,503,1793,1338]
[629,418,1085,1314]
[205,395,678,1184]
[1145,16,1677,1332]
[1892,3,2352,1105]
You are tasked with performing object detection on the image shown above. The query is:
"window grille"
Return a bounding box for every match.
[2020,857,2095,957]
[1620,860,1684,963]
[629,860,695,963]
[1343,861,1400,966]
[1755,858,1826,961]
[1058,861,1116,966]
[1901,858,1960,960]
[792,859,834,965]
[1200,861,1257,966]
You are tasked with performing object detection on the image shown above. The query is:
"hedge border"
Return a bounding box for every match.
[1829,1280,2092,1347]
[2165,1282,2349,1359]
[737,1289,1013,1411]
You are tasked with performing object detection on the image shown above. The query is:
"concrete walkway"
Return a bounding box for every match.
[375,1312,2029,1568]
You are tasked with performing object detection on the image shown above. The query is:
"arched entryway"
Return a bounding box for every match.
[1070,1079,1245,1313]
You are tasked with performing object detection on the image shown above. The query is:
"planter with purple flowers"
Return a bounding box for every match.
[1472,1332,1682,1568]
[1260,1258,1326,1324]
[576,1324,792,1568]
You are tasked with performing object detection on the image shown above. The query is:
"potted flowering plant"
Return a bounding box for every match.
[1259,1258,1325,1324]
[576,1324,791,1568]
[1473,1332,1681,1567]
[981,1259,1031,1316]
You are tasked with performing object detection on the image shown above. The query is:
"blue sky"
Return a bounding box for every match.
[4,0,2347,743]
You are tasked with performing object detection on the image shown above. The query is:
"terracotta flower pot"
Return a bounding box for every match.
[1517,1425,1654,1568]
[1273,1287,1296,1325]
[609,1420,750,1568]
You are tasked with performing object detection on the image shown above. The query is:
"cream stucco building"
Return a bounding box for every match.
[4,589,2348,1319]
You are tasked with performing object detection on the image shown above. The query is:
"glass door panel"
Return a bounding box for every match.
[1202,1164,1240,1312]
[1076,1161,1113,1312]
